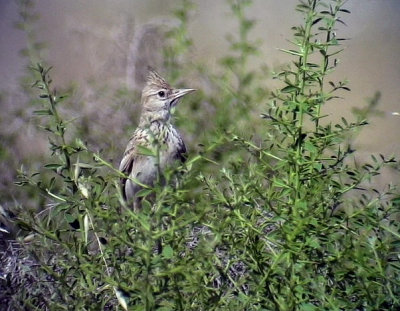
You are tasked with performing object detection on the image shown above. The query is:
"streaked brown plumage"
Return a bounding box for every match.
[119,69,195,210]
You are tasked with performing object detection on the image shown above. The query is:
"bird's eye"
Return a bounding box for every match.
[158,91,166,98]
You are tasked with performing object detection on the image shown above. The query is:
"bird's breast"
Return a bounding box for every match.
[148,122,184,166]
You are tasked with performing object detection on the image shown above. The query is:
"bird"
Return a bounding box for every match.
[119,69,195,210]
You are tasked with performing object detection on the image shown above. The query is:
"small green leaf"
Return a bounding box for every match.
[75,163,96,169]
[281,85,299,93]
[65,213,75,223]
[273,178,290,189]
[137,145,156,157]
[312,18,322,26]
[44,163,63,170]
[53,203,70,215]
[313,162,322,171]
[135,188,153,198]
[162,245,174,259]
[306,237,321,249]
[304,141,317,153]
[306,62,319,68]
[299,303,318,311]
[33,109,52,115]
[279,48,303,56]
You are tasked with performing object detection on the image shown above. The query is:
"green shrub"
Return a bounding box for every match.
[3,0,400,310]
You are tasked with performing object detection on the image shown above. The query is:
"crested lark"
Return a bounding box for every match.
[119,69,195,210]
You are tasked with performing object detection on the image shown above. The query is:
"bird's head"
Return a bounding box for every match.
[139,69,195,126]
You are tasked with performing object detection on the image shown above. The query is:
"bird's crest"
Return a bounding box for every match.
[145,68,171,90]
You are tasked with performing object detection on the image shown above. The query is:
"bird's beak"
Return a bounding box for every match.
[170,88,196,107]
[171,88,196,100]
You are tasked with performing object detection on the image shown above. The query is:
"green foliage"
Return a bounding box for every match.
[3,0,400,310]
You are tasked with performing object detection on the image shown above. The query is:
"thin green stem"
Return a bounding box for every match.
[292,0,316,211]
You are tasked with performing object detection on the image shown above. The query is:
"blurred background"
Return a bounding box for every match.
[0,0,399,209]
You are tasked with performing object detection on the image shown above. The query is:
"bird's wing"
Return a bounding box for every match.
[175,138,187,163]
[119,129,149,199]
[119,146,135,175]
[119,146,135,200]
